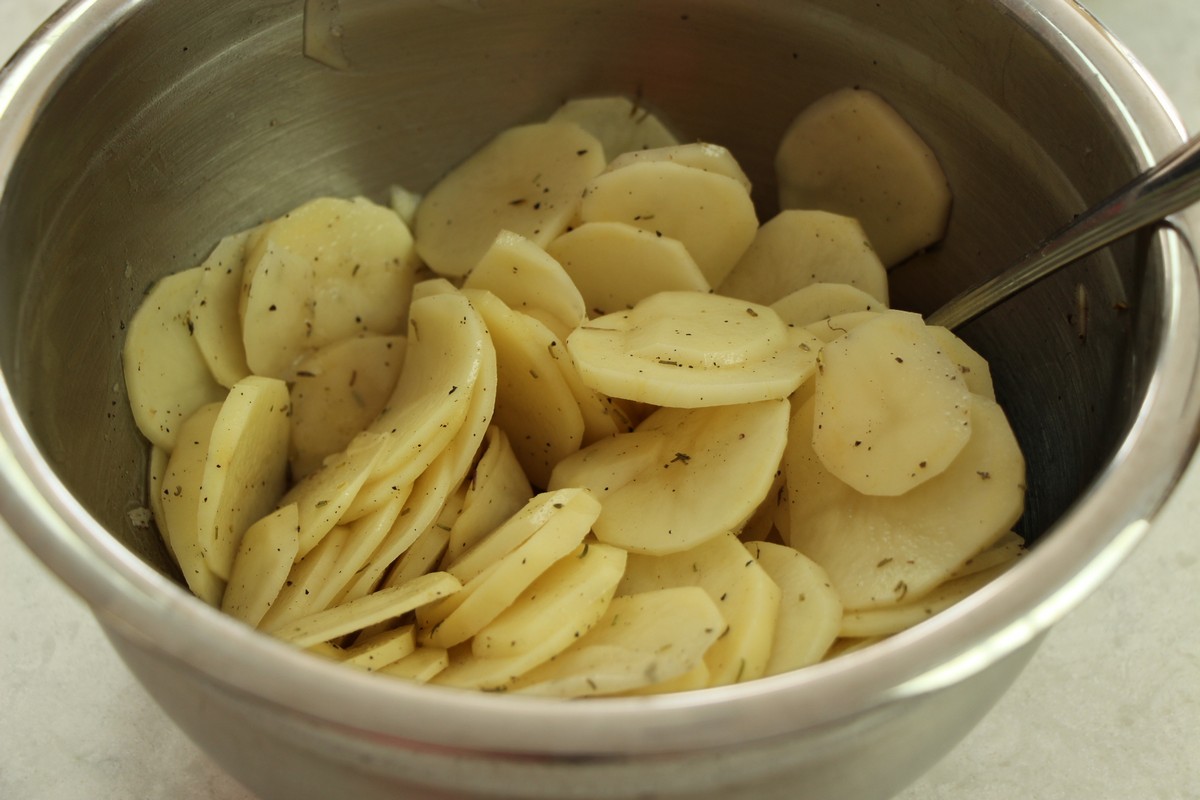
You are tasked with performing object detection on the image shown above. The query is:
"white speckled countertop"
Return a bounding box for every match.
[1,2,1197,798]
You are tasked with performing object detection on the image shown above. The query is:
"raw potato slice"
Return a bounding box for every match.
[465,289,583,488]
[573,401,789,556]
[379,647,449,683]
[948,531,1025,580]
[444,427,534,564]
[340,625,417,671]
[148,446,171,563]
[579,160,757,286]
[304,493,409,614]
[718,211,889,306]
[196,376,291,581]
[544,222,710,317]
[123,266,226,451]
[785,396,1025,611]
[775,87,951,267]
[839,561,1015,638]
[547,430,668,499]
[606,142,751,192]
[271,571,462,648]
[159,403,226,605]
[282,431,387,557]
[619,533,782,686]
[812,310,972,497]
[547,95,679,160]
[258,525,351,630]
[803,311,879,344]
[382,493,457,591]
[221,504,300,627]
[508,587,725,697]
[288,334,406,479]
[240,196,417,378]
[414,122,606,277]
[566,291,821,408]
[619,662,711,695]
[417,494,598,649]
[462,230,587,333]
[771,283,886,328]
[189,228,257,388]
[925,326,996,400]
[534,317,629,446]
[389,185,422,228]
[743,541,842,674]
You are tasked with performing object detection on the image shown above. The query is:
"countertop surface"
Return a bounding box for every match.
[1,1,1198,799]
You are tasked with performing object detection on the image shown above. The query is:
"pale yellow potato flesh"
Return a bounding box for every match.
[718,210,889,306]
[444,427,534,564]
[288,334,406,479]
[947,531,1025,580]
[196,376,291,581]
[925,325,996,400]
[547,430,668,500]
[619,533,782,686]
[389,185,422,228]
[803,310,880,344]
[786,395,1025,611]
[508,587,725,697]
[462,230,587,333]
[743,541,842,675]
[414,122,606,277]
[340,624,417,671]
[304,493,409,613]
[123,266,226,451]
[240,196,416,378]
[771,283,887,328]
[221,504,301,627]
[776,87,951,267]
[188,228,256,388]
[148,446,171,564]
[605,142,751,192]
[566,291,821,408]
[547,96,679,160]
[379,647,450,683]
[532,316,630,446]
[258,524,351,630]
[545,221,710,317]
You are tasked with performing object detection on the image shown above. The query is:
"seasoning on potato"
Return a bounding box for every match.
[123,90,1026,697]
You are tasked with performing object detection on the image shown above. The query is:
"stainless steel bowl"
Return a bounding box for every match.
[1,1,1197,798]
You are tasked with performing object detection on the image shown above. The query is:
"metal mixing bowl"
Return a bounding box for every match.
[1,1,1197,798]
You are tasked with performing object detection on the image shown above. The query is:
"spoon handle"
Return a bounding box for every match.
[926,132,1200,330]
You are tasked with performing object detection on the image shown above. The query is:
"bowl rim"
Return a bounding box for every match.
[1,0,1198,757]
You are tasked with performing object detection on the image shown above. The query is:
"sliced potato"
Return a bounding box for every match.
[771,283,886,328]
[462,230,587,334]
[547,95,679,160]
[379,647,450,683]
[159,403,226,605]
[605,142,751,192]
[566,291,821,408]
[444,427,534,564]
[414,122,606,277]
[744,541,842,674]
[544,221,710,317]
[619,533,781,685]
[785,395,1025,611]
[925,325,996,400]
[240,196,417,378]
[195,376,291,581]
[389,185,422,228]
[534,316,630,446]
[340,624,417,672]
[221,504,300,627]
[508,587,725,697]
[579,161,757,286]
[288,334,406,479]
[258,524,351,630]
[124,266,226,451]
[812,310,972,496]
[775,87,951,267]
[148,446,171,564]
[718,211,889,306]
[189,228,257,388]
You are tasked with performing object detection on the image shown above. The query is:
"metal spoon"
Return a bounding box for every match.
[926,132,1200,330]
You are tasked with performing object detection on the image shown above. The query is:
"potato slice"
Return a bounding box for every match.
[544,222,710,317]
[948,531,1025,580]
[303,493,410,614]
[839,561,1015,638]
[418,492,600,648]
[812,310,972,496]
[221,504,300,627]
[464,289,583,487]
[556,401,788,556]
[444,427,534,564]
[803,311,880,344]
[785,396,1025,611]
[462,230,587,333]
[240,196,417,378]
[159,403,226,605]
[743,541,842,674]
[770,283,887,328]
[566,291,821,408]
[775,87,951,267]
[925,326,996,400]
[414,122,606,277]
[196,376,291,580]
[547,95,679,160]
[123,266,226,451]
[258,524,351,630]
[619,662,711,695]
[271,571,462,648]
[288,334,406,479]
[389,185,422,228]
[148,446,171,563]
[718,211,889,307]
[619,533,781,686]
[508,587,725,697]
[605,142,751,192]
[534,316,629,446]
[188,228,257,388]
[579,161,757,286]
[340,624,417,672]
[379,647,449,683]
